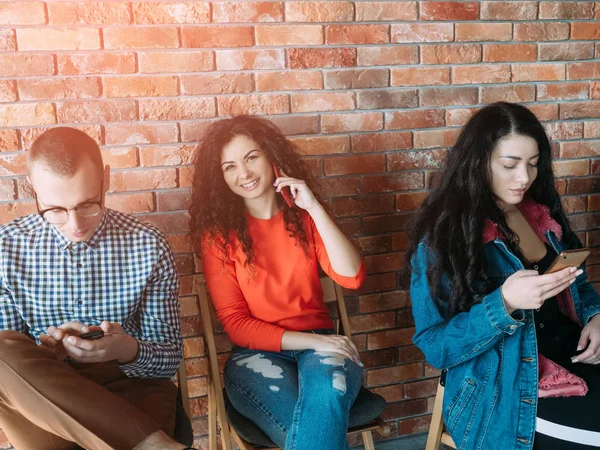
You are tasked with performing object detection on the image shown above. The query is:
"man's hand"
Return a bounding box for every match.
[38,333,68,361]
[573,314,600,364]
[45,320,139,364]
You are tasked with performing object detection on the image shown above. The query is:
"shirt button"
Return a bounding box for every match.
[509,324,517,330]
[76,263,82,269]
[77,299,83,305]
[534,265,539,271]
[539,323,545,328]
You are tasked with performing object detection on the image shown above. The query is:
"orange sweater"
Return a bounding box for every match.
[201,211,366,352]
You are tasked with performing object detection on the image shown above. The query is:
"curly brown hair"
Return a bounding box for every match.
[189,115,323,267]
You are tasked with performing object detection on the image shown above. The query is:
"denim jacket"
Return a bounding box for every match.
[410,202,600,450]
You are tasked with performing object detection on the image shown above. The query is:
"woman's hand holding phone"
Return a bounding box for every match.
[501,266,583,314]
[273,168,319,211]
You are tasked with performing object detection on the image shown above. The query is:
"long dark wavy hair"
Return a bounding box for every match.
[405,102,579,318]
[189,115,322,266]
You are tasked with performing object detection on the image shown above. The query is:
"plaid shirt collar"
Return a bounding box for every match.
[41,209,110,252]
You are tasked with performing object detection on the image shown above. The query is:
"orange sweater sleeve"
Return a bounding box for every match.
[200,238,286,352]
[310,217,366,289]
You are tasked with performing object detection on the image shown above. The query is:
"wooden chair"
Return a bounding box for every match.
[425,378,456,450]
[192,275,391,450]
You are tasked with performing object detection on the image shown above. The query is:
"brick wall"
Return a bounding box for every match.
[0,1,599,448]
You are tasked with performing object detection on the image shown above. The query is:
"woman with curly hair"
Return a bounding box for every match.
[189,115,366,450]
[407,102,600,450]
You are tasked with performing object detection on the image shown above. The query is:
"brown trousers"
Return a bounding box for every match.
[0,330,178,450]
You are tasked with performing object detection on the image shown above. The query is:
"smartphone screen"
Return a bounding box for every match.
[544,248,591,274]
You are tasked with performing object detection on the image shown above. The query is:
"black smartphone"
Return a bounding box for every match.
[79,329,104,340]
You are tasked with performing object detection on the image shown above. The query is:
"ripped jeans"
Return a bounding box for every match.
[224,330,362,450]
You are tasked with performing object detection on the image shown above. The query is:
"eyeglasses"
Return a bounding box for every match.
[35,180,104,225]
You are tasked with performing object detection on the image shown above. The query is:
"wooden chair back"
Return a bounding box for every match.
[425,383,456,450]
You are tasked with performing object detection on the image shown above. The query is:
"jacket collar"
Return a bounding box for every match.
[482,196,563,244]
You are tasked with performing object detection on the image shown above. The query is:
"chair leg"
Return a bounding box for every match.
[208,381,218,450]
[362,430,376,450]
[425,383,446,450]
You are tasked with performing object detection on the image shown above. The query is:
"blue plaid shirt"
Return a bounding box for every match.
[0,208,181,379]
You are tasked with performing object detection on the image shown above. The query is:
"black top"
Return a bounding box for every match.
[522,243,582,361]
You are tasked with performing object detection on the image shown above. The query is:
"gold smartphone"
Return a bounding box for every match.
[544,248,591,274]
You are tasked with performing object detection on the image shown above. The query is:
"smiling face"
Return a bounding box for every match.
[220,134,276,204]
[490,133,540,210]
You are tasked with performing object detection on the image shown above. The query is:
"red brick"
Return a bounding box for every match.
[0,104,55,128]
[56,99,137,124]
[57,52,135,75]
[562,196,587,214]
[452,64,511,84]
[420,87,478,107]
[288,48,356,69]
[105,192,154,213]
[483,44,537,62]
[0,54,54,77]
[104,26,178,49]
[216,49,284,70]
[256,71,322,91]
[359,291,410,313]
[103,76,178,97]
[445,107,480,127]
[133,2,210,24]
[356,2,417,21]
[385,109,445,130]
[218,94,289,116]
[321,112,383,133]
[140,98,216,121]
[514,23,570,41]
[256,25,323,45]
[0,153,27,176]
[584,122,600,138]
[351,132,413,153]
[413,129,460,149]
[18,77,100,101]
[592,82,600,99]
[182,26,253,48]
[0,202,36,221]
[181,73,253,95]
[481,85,536,104]
[0,2,45,25]
[552,160,589,177]
[572,22,600,40]
[357,89,417,110]
[324,154,386,176]
[138,50,213,73]
[0,130,20,151]
[48,2,132,25]
[351,234,392,254]
[361,214,413,235]
[387,150,447,171]
[326,24,389,45]
[589,196,600,212]
[139,145,195,167]
[349,312,396,333]
[404,378,439,399]
[0,80,16,103]
[364,173,423,194]
[332,195,395,218]
[390,67,449,87]
[528,104,559,121]
[157,190,191,212]
[18,28,101,51]
[101,147,139,169]
[105,123,179,145]
[512,64,565,82]
[456,23,513,42]
[480,2,538,20]
[540,1,594,19]
[420,2,479,20]
[325,69,387,90]
[544,122,584,141]
[178,166,194,188]
[110,168,178,192]
[368,328,415,351]
[0,29,16,51]
[291,92,354,113]
[383,398,428,420]
[561,102,600,119]
[540,42,595,61]
[568,62,600,80]
[315,177,361,198]
[391,23,454,43]
[213,2,283,22]
[179,120,218,143]
[398,415,431,435]
[537,82,589,101]
[0,179,16,201]
[357,46,418,66]
[421,44,482,65]
[291,135,349,156]
[285,2,354,22]
[21,125,102,149]
[268,115,319,136]
[560,141,600,158]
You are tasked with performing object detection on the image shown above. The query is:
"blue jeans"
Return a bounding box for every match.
[224,332,362,450]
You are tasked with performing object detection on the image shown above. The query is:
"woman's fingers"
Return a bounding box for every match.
[541,278,576,300]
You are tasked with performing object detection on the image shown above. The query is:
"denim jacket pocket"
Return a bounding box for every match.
[446,377,477,434]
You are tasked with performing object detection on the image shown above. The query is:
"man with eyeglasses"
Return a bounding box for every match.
[0,128,195,450]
